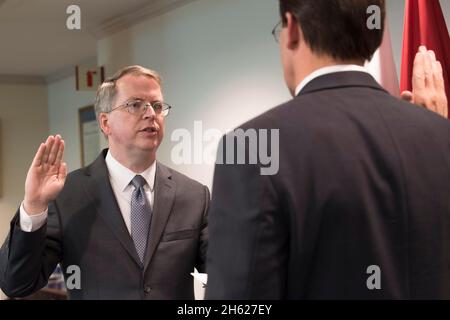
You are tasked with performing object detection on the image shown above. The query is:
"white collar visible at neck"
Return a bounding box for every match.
[294,64,369,96]
[105,151,156,192]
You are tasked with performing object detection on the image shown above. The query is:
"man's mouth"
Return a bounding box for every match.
[141,127,158,133]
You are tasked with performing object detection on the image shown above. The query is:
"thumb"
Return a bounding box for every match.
[400,90,414,103]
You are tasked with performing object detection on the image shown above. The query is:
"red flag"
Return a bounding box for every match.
[400,0,450,118]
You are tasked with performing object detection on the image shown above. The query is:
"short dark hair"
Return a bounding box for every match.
[279,0,385,61]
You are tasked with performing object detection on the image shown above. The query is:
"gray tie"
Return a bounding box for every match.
[130,175,152,264]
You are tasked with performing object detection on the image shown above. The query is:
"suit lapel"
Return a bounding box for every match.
[144,162,176,271]
[83,150,142,267]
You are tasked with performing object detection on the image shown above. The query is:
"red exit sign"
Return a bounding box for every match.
[76,66,105,91]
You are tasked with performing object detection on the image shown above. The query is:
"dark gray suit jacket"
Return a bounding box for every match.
[206,71,450,299]
[0,149,209,299]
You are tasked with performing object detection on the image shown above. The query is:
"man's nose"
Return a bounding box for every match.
[143,104,156,119]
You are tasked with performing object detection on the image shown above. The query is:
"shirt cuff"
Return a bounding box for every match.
[19,202,48,232]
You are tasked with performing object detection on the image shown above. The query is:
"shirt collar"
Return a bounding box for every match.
[105,151,156,192]
[294,64,369,96]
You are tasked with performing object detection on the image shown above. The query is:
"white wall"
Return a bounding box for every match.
[47,76,96,171]
[0,83,48,299]
[0,84,48,242]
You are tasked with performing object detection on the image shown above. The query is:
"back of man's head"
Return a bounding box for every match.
[279,0,385,62]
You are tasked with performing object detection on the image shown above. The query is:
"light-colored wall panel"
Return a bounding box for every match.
[0,83,48,241]
[47,76,96,172]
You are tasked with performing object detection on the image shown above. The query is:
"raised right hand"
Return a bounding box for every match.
[23,135,67,215]
[401,46,448,118]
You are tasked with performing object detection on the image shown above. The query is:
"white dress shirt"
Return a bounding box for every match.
[20,151,156,234]
[294,64,370,96]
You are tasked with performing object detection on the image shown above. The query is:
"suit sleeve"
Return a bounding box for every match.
[206,136,288,299]
[196,185,210,273]
[0,201,62,298]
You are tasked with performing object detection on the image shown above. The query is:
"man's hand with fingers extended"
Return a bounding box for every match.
[401,45,448,118]
[23,135,67,215]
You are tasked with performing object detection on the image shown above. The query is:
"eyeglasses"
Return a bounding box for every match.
[110,99,172,117]
[271,21,282,43]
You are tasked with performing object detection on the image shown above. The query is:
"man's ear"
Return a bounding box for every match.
[285,12,301,50]
[99,113,110,136]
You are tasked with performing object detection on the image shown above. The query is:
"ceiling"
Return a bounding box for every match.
[0,0,191,79]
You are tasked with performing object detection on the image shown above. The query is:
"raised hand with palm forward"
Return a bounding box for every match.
[23,135,67,215]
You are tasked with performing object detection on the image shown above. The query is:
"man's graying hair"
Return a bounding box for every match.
[94,65,162,119]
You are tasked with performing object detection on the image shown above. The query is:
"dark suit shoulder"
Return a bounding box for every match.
[376,92,450,127]
[57,166,90,192]
[351,88,450,143]
[239,86,450,137]
[233,93,333,131]
[235,101,292,131]
[157,162,208,190]
[65,166,87,180]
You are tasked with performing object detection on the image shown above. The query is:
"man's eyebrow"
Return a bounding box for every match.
[127,96,162,101]
[127,96,144,101]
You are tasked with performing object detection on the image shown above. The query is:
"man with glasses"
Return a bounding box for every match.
[0,66,209,300]
[206,0,450,299]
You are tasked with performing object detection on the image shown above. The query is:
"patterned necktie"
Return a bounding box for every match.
[130,175,152,264]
